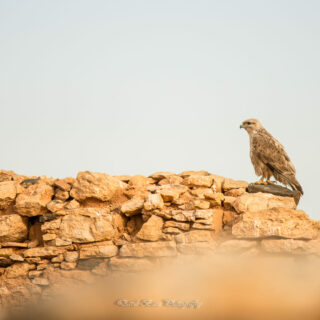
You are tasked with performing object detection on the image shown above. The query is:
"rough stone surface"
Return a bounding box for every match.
[121,197,144,216]
[232,208,318,240]
[183,175,213,188]
[144,193,164,211]
[70,171,122,201]
[261,239,320,254]
[136,215,164,241]
[0,181,16,209]
[109,257,154,272]
[120,241,177,257]
[233,192,296,214]
[0,215,28,242]
[58,212,115,243]
[15,183,54,216]
[79,244,118,259]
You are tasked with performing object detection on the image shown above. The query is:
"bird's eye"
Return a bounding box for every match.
[246,122,251,125]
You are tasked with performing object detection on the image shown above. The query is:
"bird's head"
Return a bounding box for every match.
[240,119,263,134]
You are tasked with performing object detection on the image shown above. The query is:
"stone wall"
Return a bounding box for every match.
[0,169,319,308]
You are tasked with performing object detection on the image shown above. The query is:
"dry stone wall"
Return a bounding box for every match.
[0,169,319,307]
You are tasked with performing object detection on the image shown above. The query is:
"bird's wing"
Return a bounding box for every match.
[251,130,296,176]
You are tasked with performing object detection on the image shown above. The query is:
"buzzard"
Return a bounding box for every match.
[240,118,303,195]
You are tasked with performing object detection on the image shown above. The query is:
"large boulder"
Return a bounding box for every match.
[0,214,28,242]
[15,183,54,216]
[232,208,318,240]
[0,181,16,209]
[58,210,116,243]
[232,192,296,214]
[70,171,123,201]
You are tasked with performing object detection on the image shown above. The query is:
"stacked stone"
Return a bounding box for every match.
[0,169,319,307]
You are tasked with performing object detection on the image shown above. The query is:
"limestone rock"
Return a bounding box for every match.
[120,241,177,257]
[5,263,36,278]
[164,220,190,231]
[136,215,164,241]
[58,212,115,243]
[47,200,65,213]
[149,172,176,180]
[232,208,318,240]
[233,192,296,214]
[64,251,79,262]
[54,189,69,201]
[219,240,258,253]
[261,239,320,255]
[158,184,188,202]
[0,214,28,242]
[175,230,215,243]
[144,193,164,211]
[79,244,118,259]
[177,242,217,255]
[70,171,122,201]
[53,179,71,191]
[23,247,66,258]
[222,178,248,192]
[0,181,16,209]
[183,175,213,188]
[109,257,154,272]
[15,183,54,216]
[121,197,144,216]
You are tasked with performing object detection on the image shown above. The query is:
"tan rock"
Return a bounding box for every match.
[42,233,57,241]
[164,220,190,231]
[193,199,210,209]
[0,214,28,242]
[0,248,20,257]
[0,181,16,209]
[61,261,77,270]
[51,254,64,263]
[179,171,209,178]
[175,230,215,243]
[222,178,248,192]
[225,188,246,197]
[32,277,50,286]
[144,193,164,211]
[232,208,318,239]
[47,200,65,213]
[210,174,225,193]
[58,212,115,243]
[223,210,236,227]
[163,227,183,234]
[219,240,258,253]
[223,196,236,210]
[54,179,71,191]
[79,244,118,259]
[23,247,66,258]
[9,254,24,262]
[183,175,213,188]
[233,192,296,214]
[64,251,79,262]
[65,199,80,210]
[109,257,154,272]
[190,187,211,199]
[70,171,122,201]
[5,263,36,278]
[177,242,217,255]
[120,241,177,257]
[158,184,188,202]
[136,215,164,241]
[205,192,225,206]
[261,239,320,255]
[149,172,176,180]
[2,242,28,248]
[128,175,152,188]
[15,183,54,216]
[41,218,61,233]
[55,189,69,201]
[121,197,144,216]
[158,176,184,185]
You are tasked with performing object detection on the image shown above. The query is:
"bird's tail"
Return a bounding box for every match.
[266,163,303,195]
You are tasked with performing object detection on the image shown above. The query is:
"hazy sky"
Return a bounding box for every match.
[1,0,319,218]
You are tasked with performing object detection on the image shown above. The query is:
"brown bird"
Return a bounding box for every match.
[240,118,303,195]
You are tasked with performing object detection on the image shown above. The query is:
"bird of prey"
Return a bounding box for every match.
[240,118,303,195]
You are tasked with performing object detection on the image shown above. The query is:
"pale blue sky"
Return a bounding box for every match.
[0,0,319,218]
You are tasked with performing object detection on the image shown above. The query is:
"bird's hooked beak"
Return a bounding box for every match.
[240,124,245,129]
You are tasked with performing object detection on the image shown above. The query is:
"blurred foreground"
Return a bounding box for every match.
[3,254,320,320]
